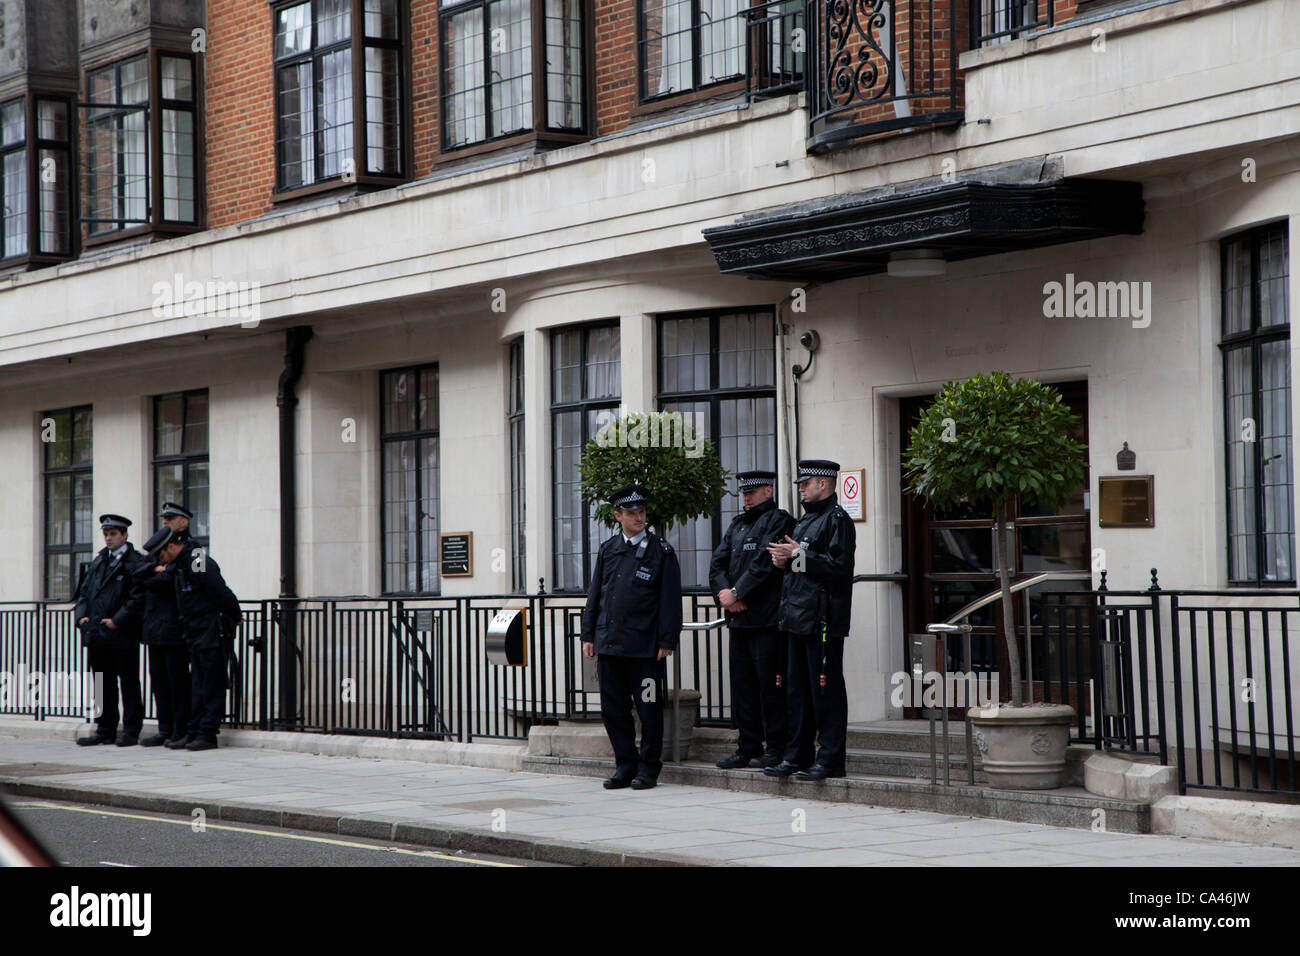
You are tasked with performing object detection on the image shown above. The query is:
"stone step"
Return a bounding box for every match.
[691,724,975,759]
[688,728,986,781]
[846,748,987,784]
[847,724,975,754]
[520,754,1151,833]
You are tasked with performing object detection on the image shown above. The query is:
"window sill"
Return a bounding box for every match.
[82,222,202,251]
[436,129,590,165]
[0,252,75,274]
[271,174,407,206]
[634,79,747,118]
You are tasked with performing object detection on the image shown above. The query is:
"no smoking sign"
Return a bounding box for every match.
[837,468,866,522]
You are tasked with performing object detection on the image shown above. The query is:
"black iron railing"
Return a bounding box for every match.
[745,0,808,99]
[806,0,963,152]
[970,0,1053,48]
[1039,574,1300,797]
[0,593,727,743]
[1169,591,1299,798]
[1040,580,1165,759]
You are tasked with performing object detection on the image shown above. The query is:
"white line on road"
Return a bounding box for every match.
[19,802,520,867]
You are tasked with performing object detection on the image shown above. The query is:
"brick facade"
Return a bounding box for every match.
[68,0,1093,235]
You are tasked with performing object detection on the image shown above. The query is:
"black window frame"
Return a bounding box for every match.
[42,405,94,602]
[550,321,621,592]
[80,49,204,245]
[1221,221,1293,587]
[437,0,590,156]
[271,0,410,199]
[507,337,527,592]
[656,306,777,590]
[0,91,77,268]
[152,388,211,549]
[380,363,441,596]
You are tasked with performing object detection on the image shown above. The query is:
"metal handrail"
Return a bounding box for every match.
[926,570,1090,786]
[942,570,1091,626]
[674,618,727,762]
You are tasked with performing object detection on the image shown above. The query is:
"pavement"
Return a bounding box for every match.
[3,723,1299,866]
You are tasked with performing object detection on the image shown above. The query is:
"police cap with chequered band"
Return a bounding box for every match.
[609,485,650,510]
[794,459,840,483]
[160,501,193,520]
[737,470,777,490]
[99,514,131,531]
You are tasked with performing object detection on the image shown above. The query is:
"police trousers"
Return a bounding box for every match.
[88,644,143,738]
[148,644,191,740]
[782,628,847,771]
[598,654,668,780]
[187,645,226,740]
[729,626,788,758]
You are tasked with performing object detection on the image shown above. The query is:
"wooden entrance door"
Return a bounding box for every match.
[900,382,1091,712]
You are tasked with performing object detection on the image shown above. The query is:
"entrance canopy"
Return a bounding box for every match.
[703,177,1145,282]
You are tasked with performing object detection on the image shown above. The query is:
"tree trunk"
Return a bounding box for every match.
[995,500,1023,708]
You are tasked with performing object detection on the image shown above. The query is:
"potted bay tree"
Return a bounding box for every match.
[905,372,1088,789]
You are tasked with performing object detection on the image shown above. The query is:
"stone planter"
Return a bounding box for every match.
[967,703,1076,790]
[635,688,701,761]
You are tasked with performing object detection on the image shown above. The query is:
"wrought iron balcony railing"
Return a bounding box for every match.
[805,0,964,152]
[744,0,808,99]
[970,0,1053,48]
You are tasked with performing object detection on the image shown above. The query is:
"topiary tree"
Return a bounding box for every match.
[904,372,1087,707]
[580,410,730,534]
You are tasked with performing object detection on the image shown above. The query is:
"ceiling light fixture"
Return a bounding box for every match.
[887,249,947,277]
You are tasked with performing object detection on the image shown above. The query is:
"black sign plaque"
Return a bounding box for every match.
[440,532,473,576]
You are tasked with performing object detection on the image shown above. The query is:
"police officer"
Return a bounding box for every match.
[709,470,795,770]
[160,501,193,538]
[75,515,150,746]
[155,530,241,751]
[581,485,682,790]
[763,460,856,781]
[134,527,191,748]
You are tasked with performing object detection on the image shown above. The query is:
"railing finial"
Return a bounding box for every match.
[1149,568,1161,591]
[1098,569,1108,592]
[537,577,547,596]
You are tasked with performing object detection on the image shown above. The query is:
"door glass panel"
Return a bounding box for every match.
[930,529,993,573]
[1018,524,1089,572]
[932,500,988,521]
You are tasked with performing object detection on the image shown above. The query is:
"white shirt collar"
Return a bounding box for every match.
[111,544,127,558]
[623,530,647,546]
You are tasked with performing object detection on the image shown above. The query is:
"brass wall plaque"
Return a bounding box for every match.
[1098,476,1154,527]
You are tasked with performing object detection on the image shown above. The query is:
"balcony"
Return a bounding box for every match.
[744,0,967,152]
[970,0,1053,47]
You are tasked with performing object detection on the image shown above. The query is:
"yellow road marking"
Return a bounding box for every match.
[17,802,519,867]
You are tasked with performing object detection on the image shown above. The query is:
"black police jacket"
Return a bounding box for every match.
[708,498,795,629]
[581,531,682,658]
[172,545,242,650]
[74,545,149,649]
[778,493,856,638]
[130,561,185,646]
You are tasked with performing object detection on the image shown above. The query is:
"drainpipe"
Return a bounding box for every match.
[276,326,313,728]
